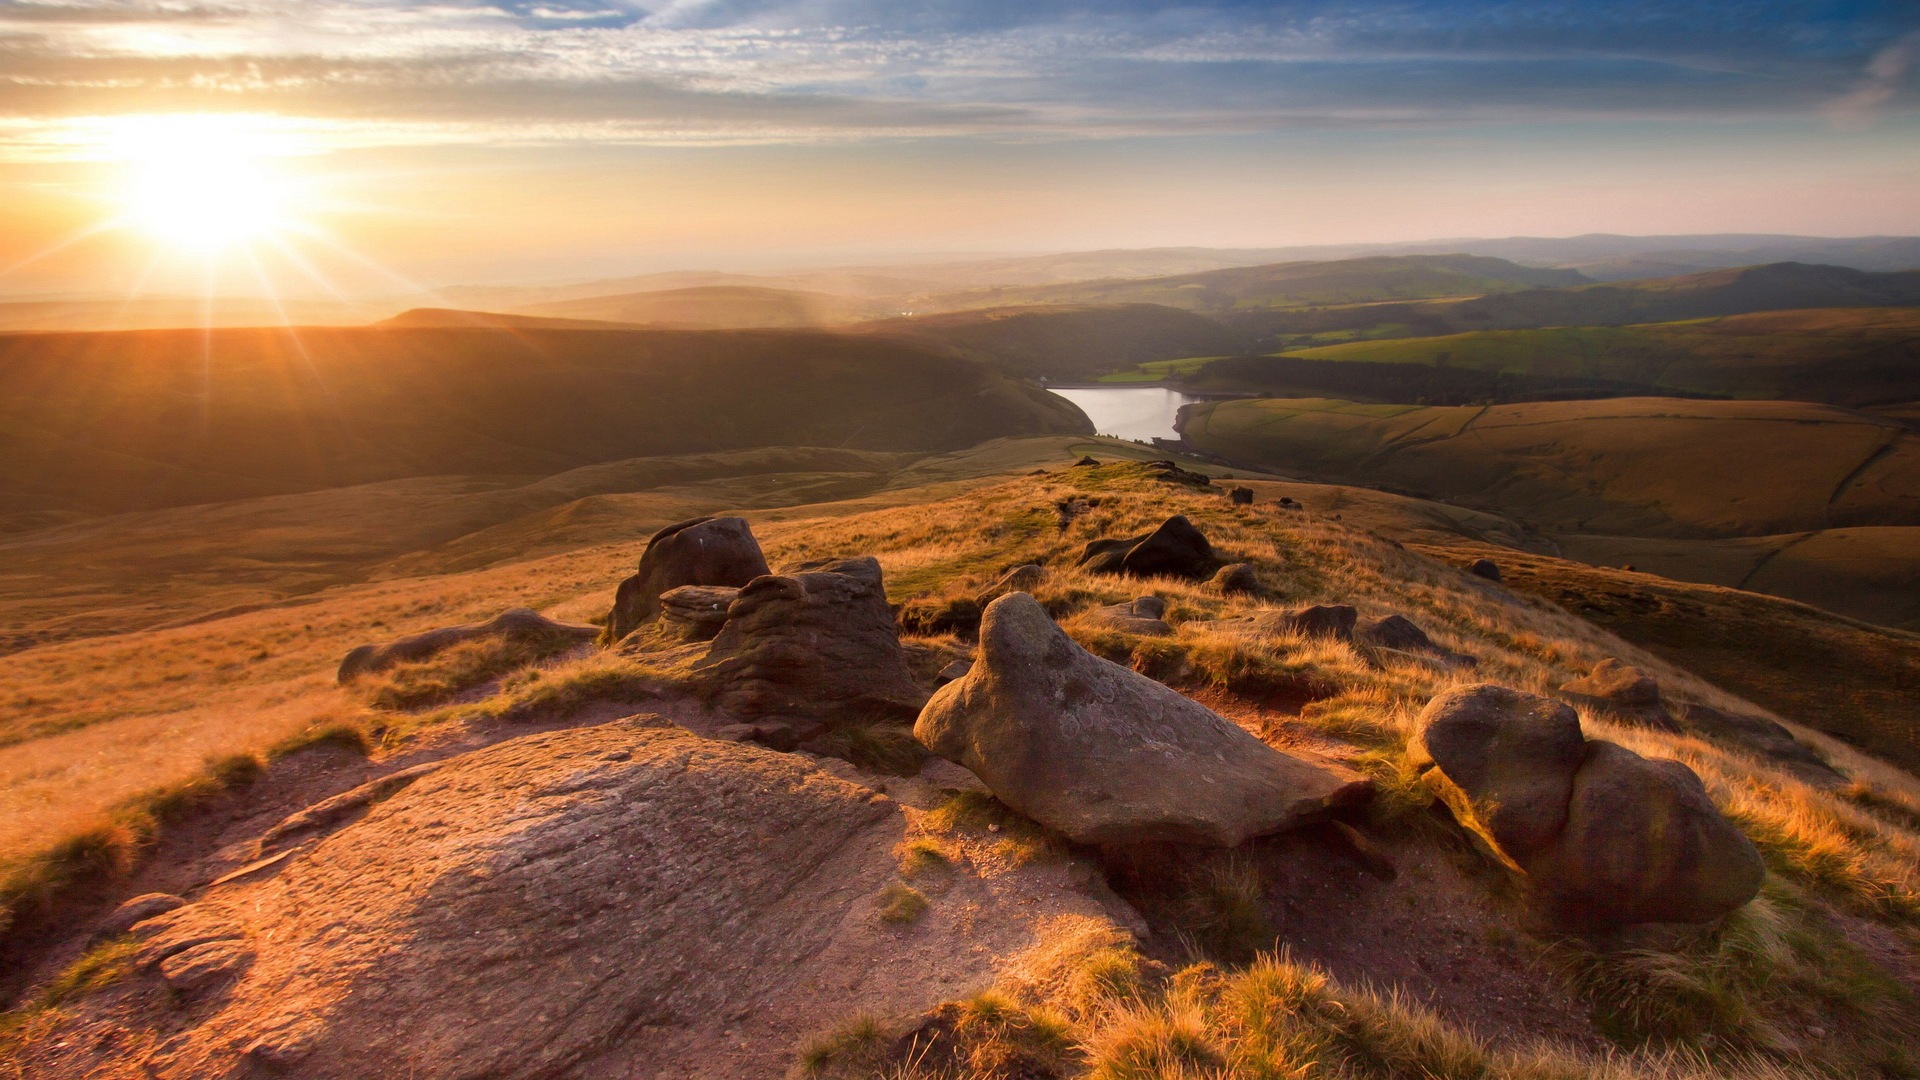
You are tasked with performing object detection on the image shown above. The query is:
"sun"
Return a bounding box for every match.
[107,115,303,253]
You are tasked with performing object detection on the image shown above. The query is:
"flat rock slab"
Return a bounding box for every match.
[917,593,1369,847]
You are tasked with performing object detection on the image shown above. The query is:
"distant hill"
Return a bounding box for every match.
[0,325,1090,517]
[860,303,1242,382]
[514,286,895,328]
[924,255,1588,314]
[378,308,644,331]
[1266,307,1920,408]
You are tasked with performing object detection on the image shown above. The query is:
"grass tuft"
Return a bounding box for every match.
[879,883,930,924]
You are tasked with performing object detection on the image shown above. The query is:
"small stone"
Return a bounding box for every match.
[1467,558,1503,583]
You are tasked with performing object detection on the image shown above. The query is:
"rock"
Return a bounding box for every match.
[1228,487,1254,505]
[1467,558,1503,583]
[337,609,597,683]
[977,564,1044,605]
[259,762,445,853]
[1529,741,1766,926]
[607,516,770,642]
[158,939,252,993]
[1677,703,1846,787]
[1559,659,1680,732]
[1141,460,1212,488]
[657,585,740,642]
[1280,605,1358,641]
[1414,683,1764,926]
[1077,515,1218,580]
[131,906,247,971]
[695,556,928,723]
[1278,496,1296,507]
[1358,614,1474,669]
[1087,596,1173,636]
[715,722,802,752]
[1211,563,1259,597]
[934,659,974,686]
[916,593,1370,847]
[1073,456,1100,467]
[99,893,186,938]
[1412,684,1588,863]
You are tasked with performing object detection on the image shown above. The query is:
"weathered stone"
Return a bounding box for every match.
[607,516,770,642]
[1280,605,1358,641]
[1228,487,1254,505]
[1077,515,1218,580]
[1415,683,1764,926]
[1559,659,1679,731]
[976,564,1044,606]
[259,763,445,853]
[1528,741,1766,926]
[1412,684,1587,863]
[1678,703,1845,787]
[657,585,740,642]
[1087,596,1173,636]
[99,893,186,938]
[695,556,927,723]
[715,722,801,752]
[337,609,597,683]
[1467,558,1503,583]
[916,593,1370,846]
[1211,563,1259,597]
[159,939,253,993]
[935,659,974,686]
[1358,614,1475,669]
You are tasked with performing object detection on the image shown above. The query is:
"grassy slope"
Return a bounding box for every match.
[860,303,1243,382]
[1282,308,1920,407]
[1182,397,1920,538]
[6,457,1918,1076]
[0,324,1090,518]
[514,285,894,327]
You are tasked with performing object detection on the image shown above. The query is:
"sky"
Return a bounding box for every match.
[1,0,1918,296]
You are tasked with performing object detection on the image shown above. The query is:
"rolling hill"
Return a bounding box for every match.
[513,285,895,328]
[1200,307,1920,407]
[0,325,1090,519]
[861,303,1242,382]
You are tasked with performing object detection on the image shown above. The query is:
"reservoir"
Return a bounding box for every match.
[1048,386,1200,443]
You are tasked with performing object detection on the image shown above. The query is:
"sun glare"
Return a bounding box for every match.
[107,115,304,253]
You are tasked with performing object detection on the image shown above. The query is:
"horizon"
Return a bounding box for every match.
[1,1,1917,301]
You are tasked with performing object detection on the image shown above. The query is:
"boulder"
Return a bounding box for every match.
[99,893,186,938]
[1228,487,1254,505]
[1677,703,1845,787]
[337,609,598,683]
[1358,614,1475,669]
[1413,683,1763,926]
[1412,685,1588,863]
[607,516,770,642]
[1087,597,1173,636]
[657,585,740,642]
[1281,605,1358,641]
[916,593,1370,847]
[1467,558,1503,583]
[1559,659,1679,732]
[1211,563,1259,597]
[977,564,1044,606]
[1529,741,1767,926]
[1077,515,1218,580]
[695,557,927,723]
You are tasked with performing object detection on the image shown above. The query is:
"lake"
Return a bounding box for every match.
[1048,386,1200,442]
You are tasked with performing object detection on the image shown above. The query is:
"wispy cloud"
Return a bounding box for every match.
[1,0,1916,156]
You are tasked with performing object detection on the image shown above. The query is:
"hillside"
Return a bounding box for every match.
[928,254,1587,314]
[514,285,894,327]
[862,303,1243,382]
[0,325,1089,519]
[3,453,1917,1079]
[1222,307,1920,407]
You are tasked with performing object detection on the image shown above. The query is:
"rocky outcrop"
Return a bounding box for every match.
[1559,659,1679,731]
[917,593,1369,847]
[658,585,739,642]
[1413,684,1764,926]
[1086,597,1173,636]
[695,556,927,723]
[607,516,770,642]
[1211,563,1259,596]
[1358,614,1476,669]
[1077,515,1218,580]
[337,609,597,683]
[1677,703,1845,787]
[977,564,1044,606]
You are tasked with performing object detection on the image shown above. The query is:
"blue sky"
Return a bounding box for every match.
[1,0,1917,288]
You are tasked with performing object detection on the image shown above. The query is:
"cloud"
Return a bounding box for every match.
[0,0,1916,157]
[1826,28,1920,128]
